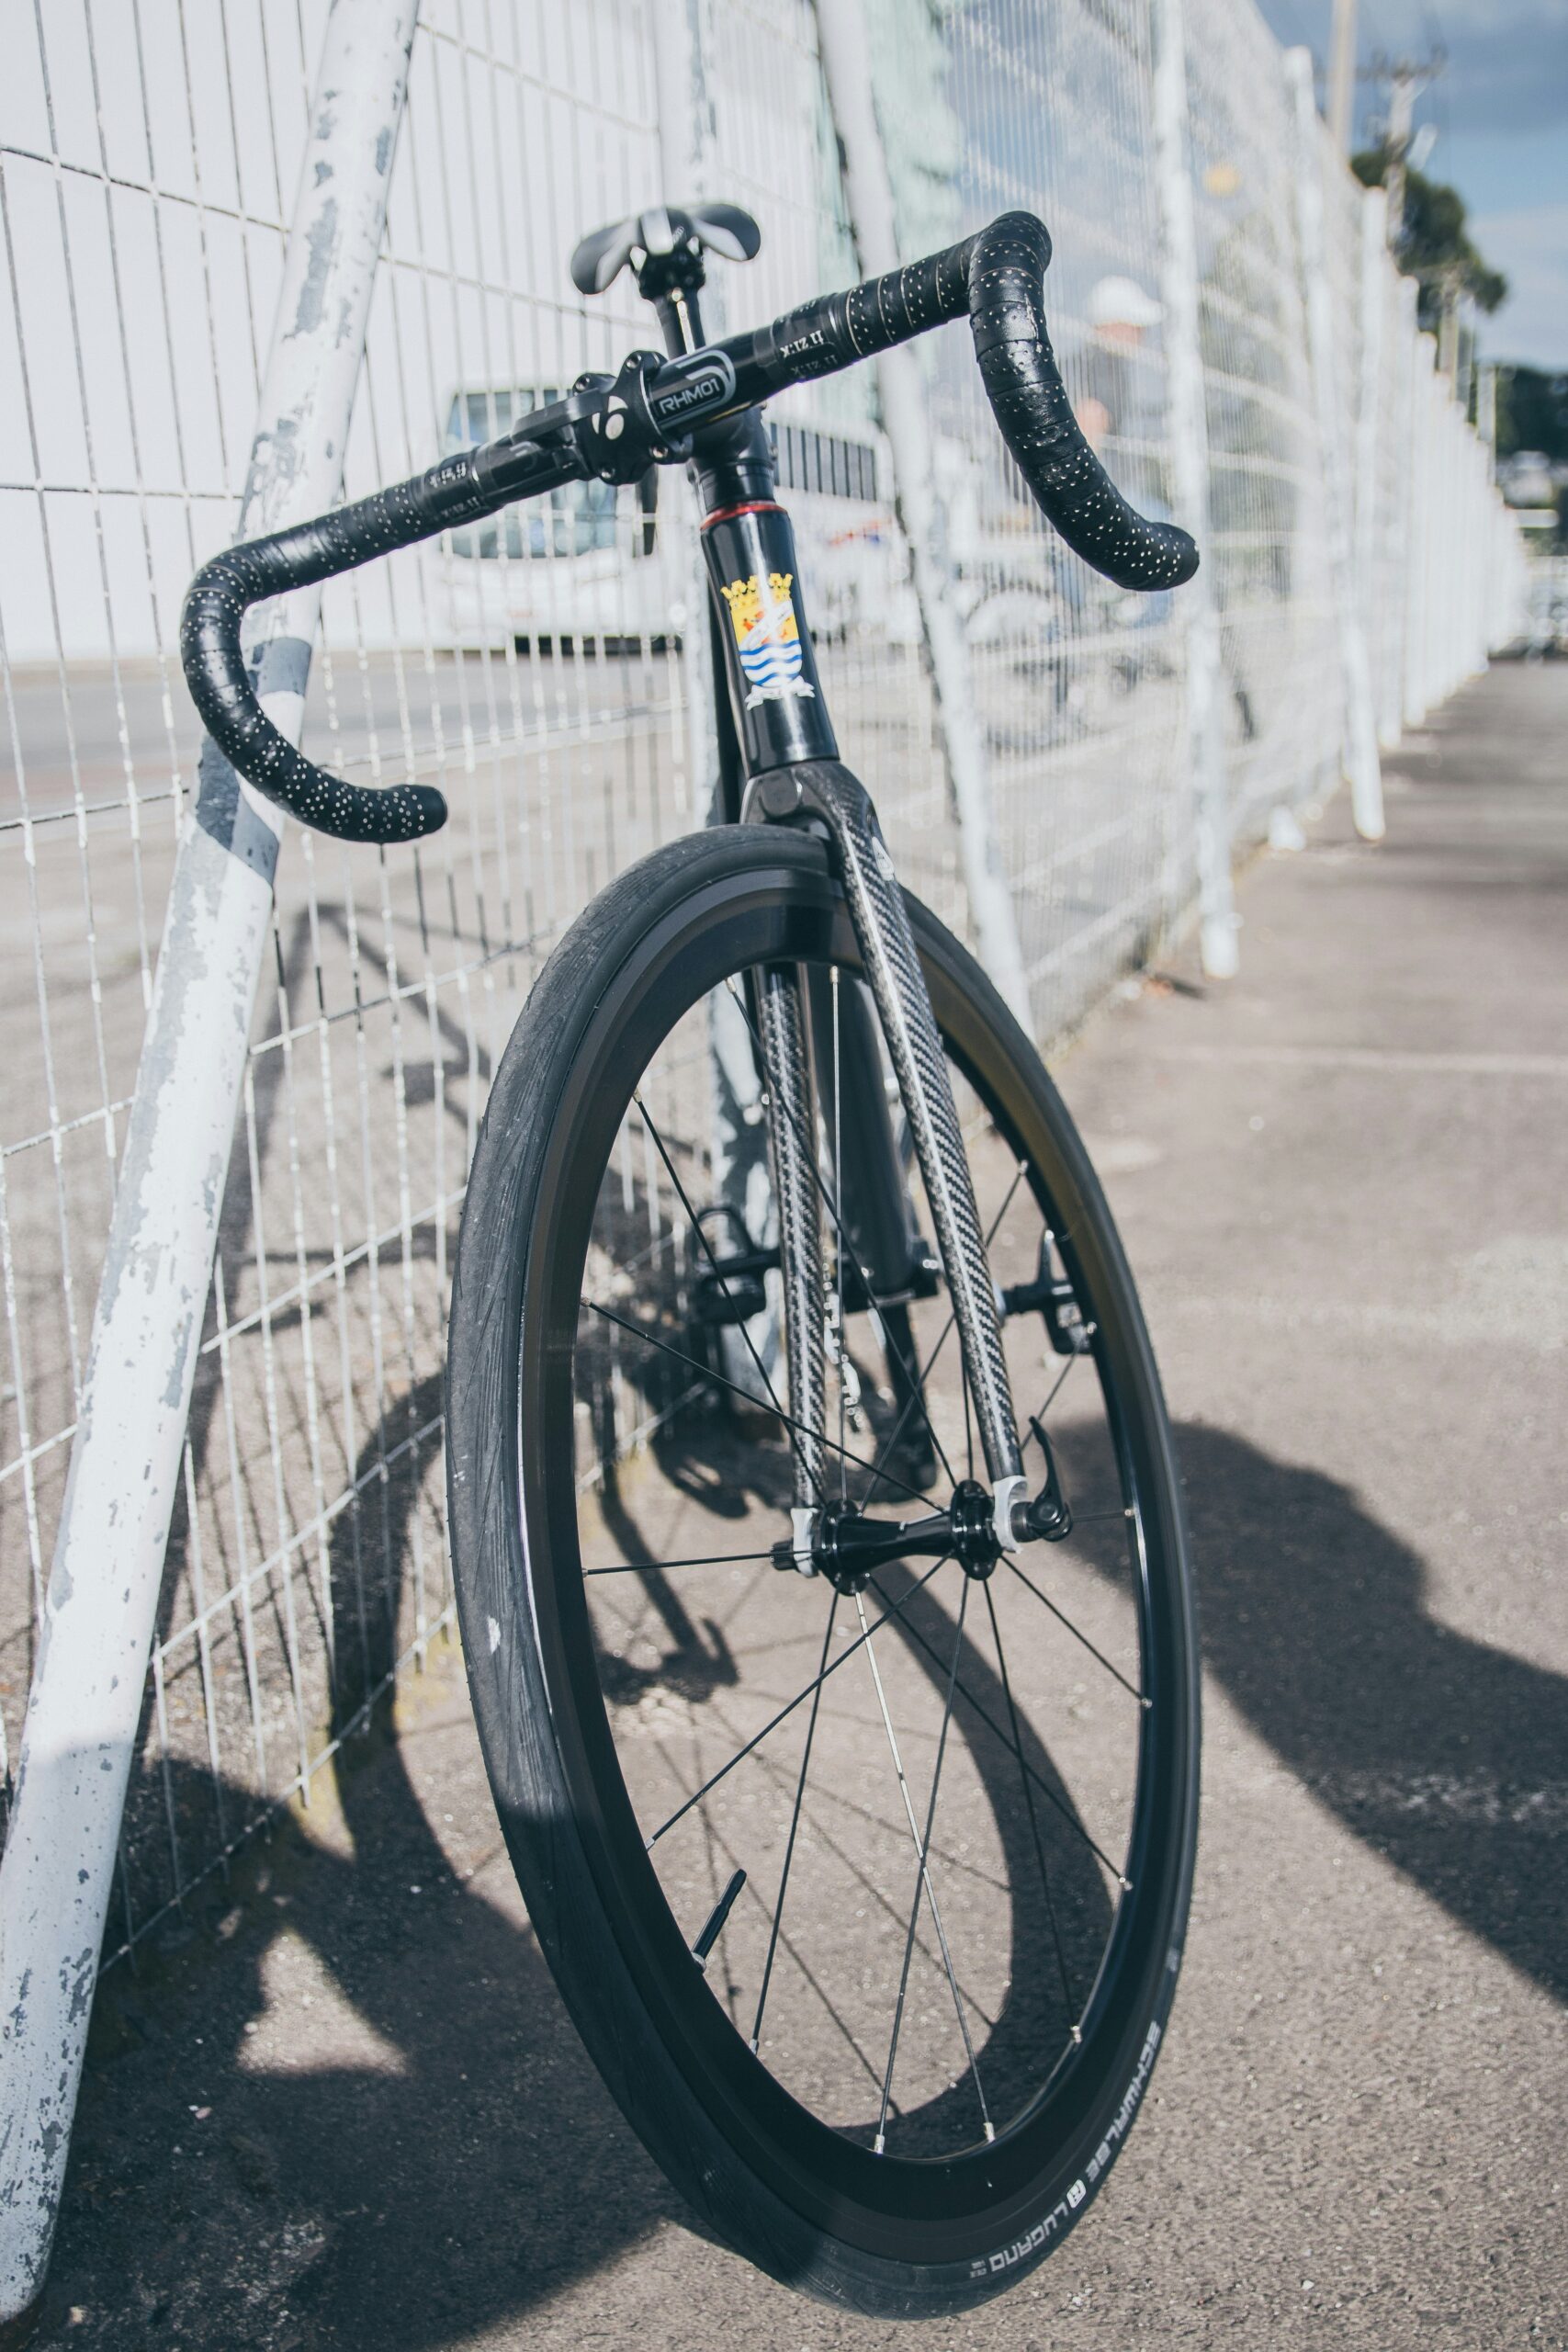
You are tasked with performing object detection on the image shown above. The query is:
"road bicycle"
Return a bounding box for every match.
[184,202,1200,2317]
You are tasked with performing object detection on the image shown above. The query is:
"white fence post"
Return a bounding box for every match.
[1377,273,1419,746]
[0,3,419,2324]
[1152,0,1238,978]
[1404,335,1433,728]
[655,0,723,817]
[1355,188,1391,739]
[813,0,1034,1035]
[1286,48,1384,842]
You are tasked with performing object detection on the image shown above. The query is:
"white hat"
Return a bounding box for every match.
[1088,275,1163,329]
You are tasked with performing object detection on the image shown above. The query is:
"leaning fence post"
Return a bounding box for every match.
[1286,47,1384,842]
[812,0,1034,1035]
[0,3,419,2324]
[1152,0,1238,978]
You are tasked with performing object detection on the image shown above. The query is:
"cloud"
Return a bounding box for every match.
[1436,6,1568,133]
[1472,202,1568,368]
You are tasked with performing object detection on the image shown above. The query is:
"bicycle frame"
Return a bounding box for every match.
[180,199,1196,1571]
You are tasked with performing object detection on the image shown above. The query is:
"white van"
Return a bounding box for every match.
[437,387,667,650]
[436,387,896,652]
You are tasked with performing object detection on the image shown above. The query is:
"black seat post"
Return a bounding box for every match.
[632,234,709,356]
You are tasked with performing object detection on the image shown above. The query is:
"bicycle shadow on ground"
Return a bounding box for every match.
[1170,1419,1568,2007]
[50,1722,682,2352]
[43,1376,686,2352]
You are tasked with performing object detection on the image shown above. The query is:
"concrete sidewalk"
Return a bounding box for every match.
[33,664,1568,2349]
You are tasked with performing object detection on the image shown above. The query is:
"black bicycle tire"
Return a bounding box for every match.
[446,824,1200,2316]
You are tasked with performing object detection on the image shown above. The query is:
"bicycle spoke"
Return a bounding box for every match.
[723,976,957,1494]
[875,1577,986,2151]
[854,1582,992,2148]
[1026,1353,1079,1432]
[633,1090,825,1505]
[581,1295,938,1510]
[833,967,846,1501]
[750,1591,840,2053]
[866,1573,1130,1888]
[585,1548,778,1577]
[646,1558,949,1848]
[860,1165,1030,1510]
[983,1579,1077,2030]
[651,1762,891,2099]
[1004,1555,1148,1704]
[717,1702,988,1959]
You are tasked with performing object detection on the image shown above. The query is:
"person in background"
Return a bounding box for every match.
[1066,277,1169,694]
[1076,273,1257,740]
[1077,275,1165,492]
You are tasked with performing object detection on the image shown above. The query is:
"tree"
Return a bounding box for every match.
[1495,367,1568,465]
[1351,148,1508,330]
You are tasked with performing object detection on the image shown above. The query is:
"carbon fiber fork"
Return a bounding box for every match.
[745,762,1027,1520]
[753,963,828,1520]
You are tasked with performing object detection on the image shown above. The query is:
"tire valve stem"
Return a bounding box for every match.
[693,1868,747,1972]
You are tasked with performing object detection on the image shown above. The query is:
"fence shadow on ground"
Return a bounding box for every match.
[41,1411,1567,2346]
[1174,1422,1568,2008]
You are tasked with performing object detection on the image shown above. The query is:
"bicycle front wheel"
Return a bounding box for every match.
[446,824,1199,2316]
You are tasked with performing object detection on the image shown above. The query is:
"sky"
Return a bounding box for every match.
[1256,0,1568,369]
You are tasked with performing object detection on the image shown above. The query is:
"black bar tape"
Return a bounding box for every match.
[728,210,1196,594]
[180,444,569,846]
[731,234,976,391]
[967,214,1197,592]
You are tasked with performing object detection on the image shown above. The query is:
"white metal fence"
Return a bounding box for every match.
[0,0,1524,1977]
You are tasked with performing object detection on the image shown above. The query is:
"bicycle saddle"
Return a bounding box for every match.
[570,201,761,296]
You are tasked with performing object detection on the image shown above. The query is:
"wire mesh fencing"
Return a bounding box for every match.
[0,0,1523,1965]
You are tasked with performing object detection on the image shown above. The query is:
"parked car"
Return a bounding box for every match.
[437,386,895,652]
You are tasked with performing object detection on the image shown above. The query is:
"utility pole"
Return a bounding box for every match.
[1327,0,1358,153]
[1477,361,1498,471]
[1384,64,1417,244]
[1438,282,1462,391]
[1362,49,1444,248]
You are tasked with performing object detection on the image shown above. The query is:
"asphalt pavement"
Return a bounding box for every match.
[28,661,1568,2349]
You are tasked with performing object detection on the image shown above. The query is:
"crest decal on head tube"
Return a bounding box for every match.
[719,571,817,708]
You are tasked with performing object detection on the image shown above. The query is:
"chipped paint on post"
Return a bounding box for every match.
[0,2,421,2324]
